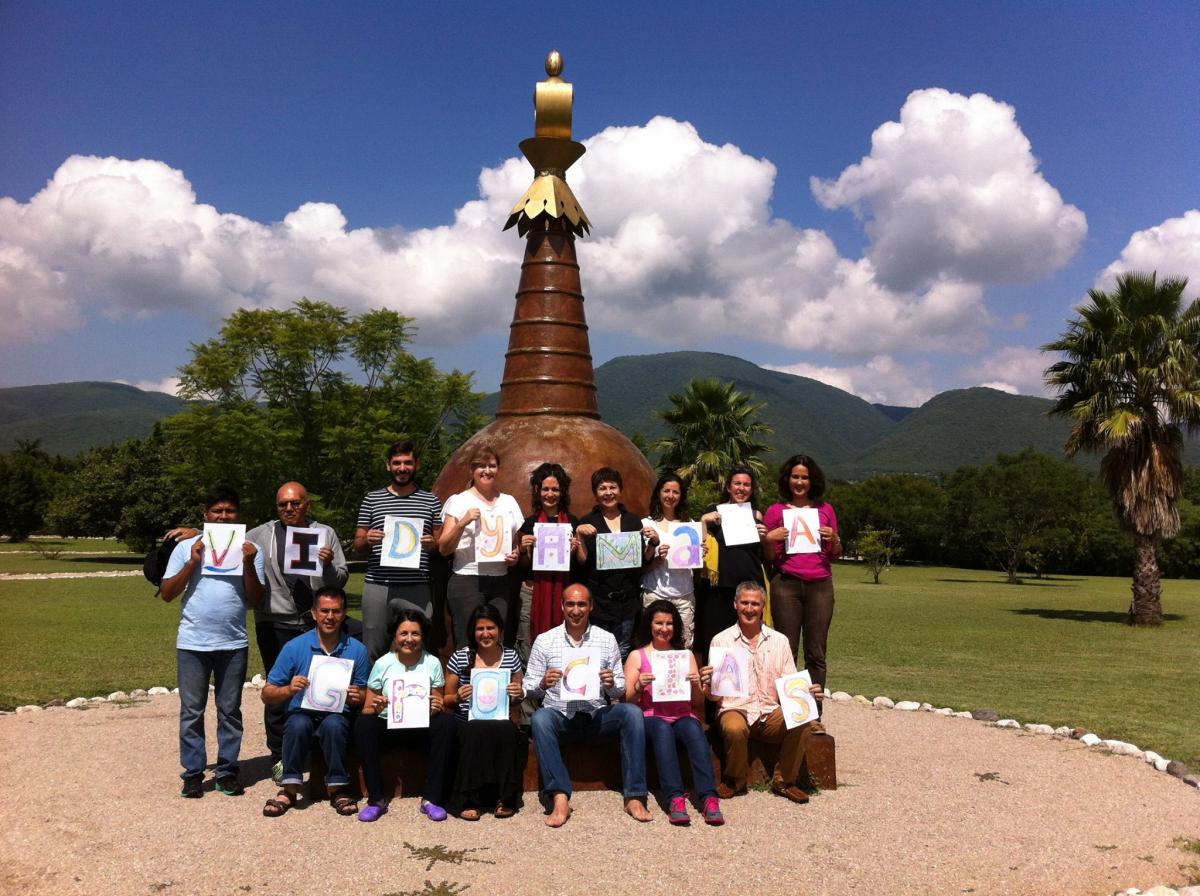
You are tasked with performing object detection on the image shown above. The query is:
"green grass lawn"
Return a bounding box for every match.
[1,557,1196,768]
[0,537,128,552]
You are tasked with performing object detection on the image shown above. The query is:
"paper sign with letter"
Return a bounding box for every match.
[716,502,759,546]
[596,531,642,570]
[380,516,423,569]
[560,648,601,701]
[475,512,513,563]
[202,523,246,576]
[387,671,431,729]
[301,655,354,713]
[650,650,691,702]
[708,646,750,698]
[284,526,325,575]
[532,523,572,572]
[666,521,705,569]
[468,668,511,721]
[776,669,818,729]
[783,507,822,554]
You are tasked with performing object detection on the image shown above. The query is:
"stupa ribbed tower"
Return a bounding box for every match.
[433,52,655,516]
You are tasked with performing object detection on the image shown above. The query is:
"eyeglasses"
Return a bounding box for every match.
[277,500,306,508]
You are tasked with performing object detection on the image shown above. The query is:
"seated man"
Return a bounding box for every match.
[525,583,651,827]
[701,580,823,804]
[260,586,370,817]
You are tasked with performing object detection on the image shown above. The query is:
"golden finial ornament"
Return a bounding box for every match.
[504,50,591,237]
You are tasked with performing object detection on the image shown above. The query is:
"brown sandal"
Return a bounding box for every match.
[459,807,481,821]
[494,803,515,819]
[331,792,359,816]
[263,790,296,817]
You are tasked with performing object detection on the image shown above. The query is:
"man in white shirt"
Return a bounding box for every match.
[525,584,652,827]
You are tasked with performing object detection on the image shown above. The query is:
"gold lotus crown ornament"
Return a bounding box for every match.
[504,50,591,237]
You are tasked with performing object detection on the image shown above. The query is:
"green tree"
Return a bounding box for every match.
[827,474,948,564]
[652,377,773,497]
[0,441,64,541]
[857,525,901,584]
[1044,272,1200,624]
[943,450,1092,583]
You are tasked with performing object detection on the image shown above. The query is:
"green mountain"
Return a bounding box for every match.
[0,382,183,456]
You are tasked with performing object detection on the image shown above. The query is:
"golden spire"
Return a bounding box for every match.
[504,51,592,237]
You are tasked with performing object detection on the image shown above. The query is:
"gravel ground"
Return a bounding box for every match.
[1,696,1196,896]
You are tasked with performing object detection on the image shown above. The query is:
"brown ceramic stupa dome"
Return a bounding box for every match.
[432,52,655,516]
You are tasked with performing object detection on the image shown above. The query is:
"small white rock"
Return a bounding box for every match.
[1177,886,1200,896]
[171,688,179,695]
[1143,750,1163,765]
[148,686,170,696]
[15,704,43,713]
[242,682,255,689]
[934,707,954,716]
[106,691,128,702]
[1054,726,1074,737]
[822,688,831,698]
[1103,739,1143,757]
[66,697,88,708]
[1079,733,1102,746]
[129,688,148,698]
[919,702,933,711]
[251,673,265,687]
[1024,723,1054,735]
[88,696,106,704]
[1153,756,1171,773]
[1143,886,1181,896]
[954,711,973,719]
[852,695,871,705]
[995,719,1020,728]
[830,691,851,702]
[895,700,920,711]
[872,696,895,709]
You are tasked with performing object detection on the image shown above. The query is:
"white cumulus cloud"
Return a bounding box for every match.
[115,376,182,396]
[964,345,1050,397]
[1096,209,1200,291]
[812,88,1086,292]
[765,355,935,407]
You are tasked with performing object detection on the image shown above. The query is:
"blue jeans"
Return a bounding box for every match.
[644,715,718,801]
[531,704,646,799]
[282,711,353,788]
[177,647,248,780]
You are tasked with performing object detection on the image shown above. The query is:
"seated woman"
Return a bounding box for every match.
[354,610,457,822]
[624,599,724,826]
[443,604,526,819]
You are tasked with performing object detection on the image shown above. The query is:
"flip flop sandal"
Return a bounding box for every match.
[459,807,481,821]
[263,790,295,818]
[494,803,515,819]
[332,794,359,816]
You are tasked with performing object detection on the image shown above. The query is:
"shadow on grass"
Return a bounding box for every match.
[935,578,1071,588]
[1010,607,1186,624]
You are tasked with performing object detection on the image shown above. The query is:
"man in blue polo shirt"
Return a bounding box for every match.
[261,586,370,817]
[160,484,267,799]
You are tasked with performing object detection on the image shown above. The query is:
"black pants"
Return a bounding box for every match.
[255,620,311,763]
[353,712,457,806]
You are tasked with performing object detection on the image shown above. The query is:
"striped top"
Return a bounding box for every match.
[446,646,523,721]
[356,488,444,585]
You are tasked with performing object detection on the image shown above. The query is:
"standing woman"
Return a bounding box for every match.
[440,444,522,649]
[354,610,457,823]
[640,474,702,648]
[443,604,525,819]
[763,454,841,729]
[697,466,769,659]
[517,462,587,647]
[624,599,723,826]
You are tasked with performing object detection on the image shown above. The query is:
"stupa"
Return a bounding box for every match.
[432,52,656,516]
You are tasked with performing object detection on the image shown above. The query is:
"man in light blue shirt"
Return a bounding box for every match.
[160,485,267,799]
[525,583,650,827]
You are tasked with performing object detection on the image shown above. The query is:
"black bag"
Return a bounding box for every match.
[143,535,181,589]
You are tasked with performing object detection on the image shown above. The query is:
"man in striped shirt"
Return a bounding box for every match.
[525,583,651,827]
[354,440,443,661]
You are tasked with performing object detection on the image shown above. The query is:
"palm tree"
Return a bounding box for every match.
[652,377,774,493]
[1043,271,1200,625]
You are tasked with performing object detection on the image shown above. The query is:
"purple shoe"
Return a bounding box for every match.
[358,802,388,823]
[420,800,448,822]
[702,797,725,826]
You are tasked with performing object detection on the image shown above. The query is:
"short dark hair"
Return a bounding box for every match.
[778,454,826,502]
[388,608,431,650]
[648,473,690,521]
[530,462,572,515]
[204,484,240,510]
[632,599,685,650]
[721,465,760,511]
[313,585,347,610]
[591,466,623,492]
[387,440,418,461]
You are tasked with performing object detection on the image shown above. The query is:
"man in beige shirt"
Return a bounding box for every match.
[701,580,822,803]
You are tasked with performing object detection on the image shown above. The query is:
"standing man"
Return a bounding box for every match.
[247,481,348,785]
[525,583,652,827]
[702,580,822,804]
[160,485,267,798]
[355,440,443,661]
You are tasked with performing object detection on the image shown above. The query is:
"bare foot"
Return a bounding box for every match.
[545,794,572,828]
[624,798,653,822]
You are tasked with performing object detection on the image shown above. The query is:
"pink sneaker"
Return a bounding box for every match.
[702,796,725,826]
[668,795,691,825]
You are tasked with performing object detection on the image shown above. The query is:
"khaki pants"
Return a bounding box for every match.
[718,707,808,789]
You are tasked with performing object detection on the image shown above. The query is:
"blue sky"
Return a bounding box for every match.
[2,2,1198,405]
